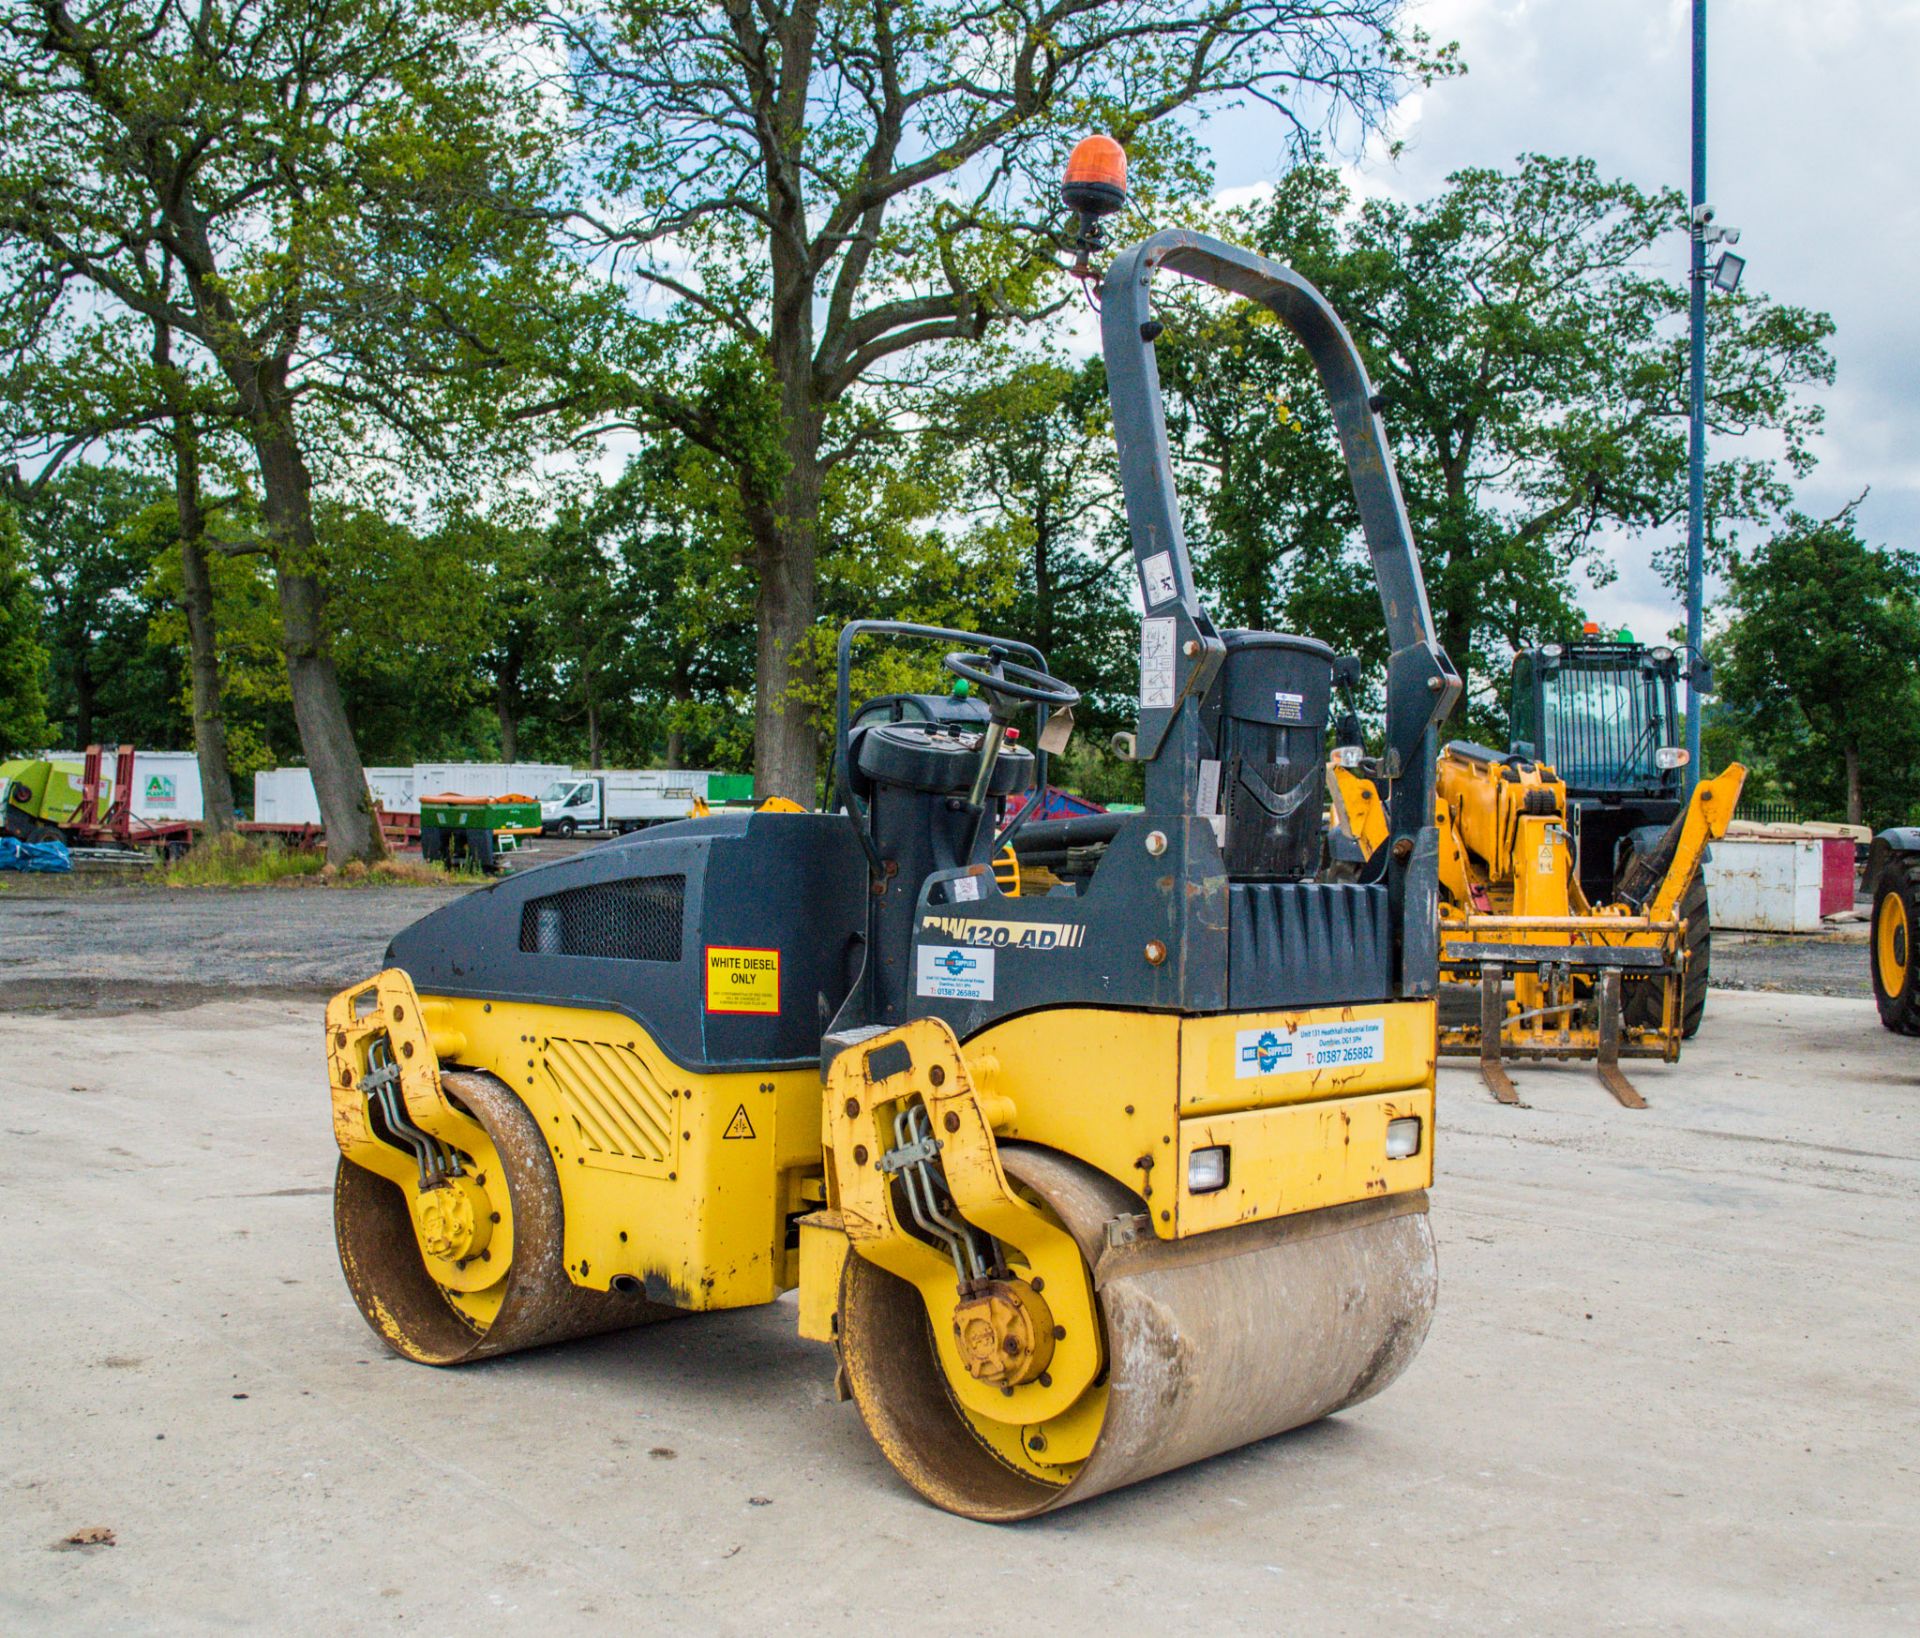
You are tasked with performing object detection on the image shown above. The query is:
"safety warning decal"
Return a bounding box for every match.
[722,1104,756,1140]
[1141,550,1178,607]
[1235,1018,1385,1078]
[916,944,996,1002]
[705,946,780,1015]
[1140,617,1176,709]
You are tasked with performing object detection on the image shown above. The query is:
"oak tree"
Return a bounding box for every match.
[0,0,613,857]
[564,0,1452,798]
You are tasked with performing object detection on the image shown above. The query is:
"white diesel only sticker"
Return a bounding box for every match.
[916,945,996,1002]
[1236,1018,1386,1078]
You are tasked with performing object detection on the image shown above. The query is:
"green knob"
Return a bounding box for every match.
[952,678,970,697]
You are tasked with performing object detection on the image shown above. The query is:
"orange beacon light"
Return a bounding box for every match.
[1061,134,1128,218]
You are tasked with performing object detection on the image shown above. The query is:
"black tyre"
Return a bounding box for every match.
[26,824,63,846]
[334,1069,673,1364]
[1625,874,1712,1040]
[557,818,576,838]
[1871,856,1920,1035]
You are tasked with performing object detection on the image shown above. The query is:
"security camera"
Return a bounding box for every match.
[1722,227,1741,245]
[1691,204,1715,228]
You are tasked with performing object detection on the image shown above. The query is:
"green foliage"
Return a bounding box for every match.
[561,0,1453,793]
[0,0,622,494]
[941,359,1138,746]
[1155,154,1834,726]
[13,464,179,748]
[0,500,47,751]
[559,442,759,768]
[1715,505,1920,827]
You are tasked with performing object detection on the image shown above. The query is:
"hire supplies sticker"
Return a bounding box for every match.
[705,946,781,1015]
[916,945,996,1002]
[1235,1018,1386,1079]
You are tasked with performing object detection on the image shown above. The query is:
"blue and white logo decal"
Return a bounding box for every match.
[1236,1018,1385,1078]
[917,944,996,1002]
[1242,1029,1293,1075]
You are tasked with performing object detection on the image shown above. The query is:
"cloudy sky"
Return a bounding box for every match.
[1202,0,1918,640]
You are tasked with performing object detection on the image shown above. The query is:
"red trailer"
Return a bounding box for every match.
[77,744,420,860]
[73,745,198,859]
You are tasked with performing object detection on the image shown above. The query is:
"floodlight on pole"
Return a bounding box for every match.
[1683,0,1709,797]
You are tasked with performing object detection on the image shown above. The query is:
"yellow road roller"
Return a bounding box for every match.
[324,197,1463,1519]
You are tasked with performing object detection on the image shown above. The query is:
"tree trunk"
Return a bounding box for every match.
[1845,742,1862,827]
[496,671,519,762]
[1033,511,1056,661]
[666,669,691,767]
[746,406,823,805]
[586,677,603,770]
[73,665,94,750]
[1439,589,1475,708]
[753,144,825,806]
[246,397,381,864]
[172,429,237,839]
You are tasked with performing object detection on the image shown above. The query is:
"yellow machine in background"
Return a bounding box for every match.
[1414,743,1743,1105]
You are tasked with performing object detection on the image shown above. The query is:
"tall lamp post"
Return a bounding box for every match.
[1685,0,1744,794]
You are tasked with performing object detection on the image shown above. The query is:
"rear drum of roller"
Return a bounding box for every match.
[334,1069,674,1365]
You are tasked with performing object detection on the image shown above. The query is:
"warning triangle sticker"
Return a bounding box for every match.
[722,1104,756,1140]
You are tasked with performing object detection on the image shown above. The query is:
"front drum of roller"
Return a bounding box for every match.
[838,1144,1438,1521]
[334,1069,674,1364]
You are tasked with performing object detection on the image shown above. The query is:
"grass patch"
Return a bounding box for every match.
[162,833,472,888]
[321,855,469,887]
[164,834,326,887]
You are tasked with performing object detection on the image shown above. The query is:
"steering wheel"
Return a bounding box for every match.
[944,651,1081,711]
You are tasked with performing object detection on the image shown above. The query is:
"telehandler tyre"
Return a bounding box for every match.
[1872,856,1920,1035]
[1623,874,1711,1040]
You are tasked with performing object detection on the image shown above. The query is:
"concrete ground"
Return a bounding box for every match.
[2,989,1914,1634]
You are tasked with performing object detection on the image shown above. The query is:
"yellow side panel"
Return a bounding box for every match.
[1175,1086,1434,1236]
[423,996,819,1310]
[966,1008,1183,1211]
[796,1212,848,1343]
[969,999,1436,1239]
[1176,1001,1435,1116]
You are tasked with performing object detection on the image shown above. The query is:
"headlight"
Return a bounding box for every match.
[1187,1146,1230,1193]
[1650,646,1674,663]
[1655,747,1690,771]
[1385,1117,1422,1160]
[1539,643,1564,659]
[1331,745,1365,769]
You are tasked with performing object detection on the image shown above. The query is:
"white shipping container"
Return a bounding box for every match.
[251,766,425,825]
[607,769,702,825]
[252,767,320,826]
[366,767,417,814]
[1702,838,1826,933]
[127,751,203,824]
[415,762,572,802]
